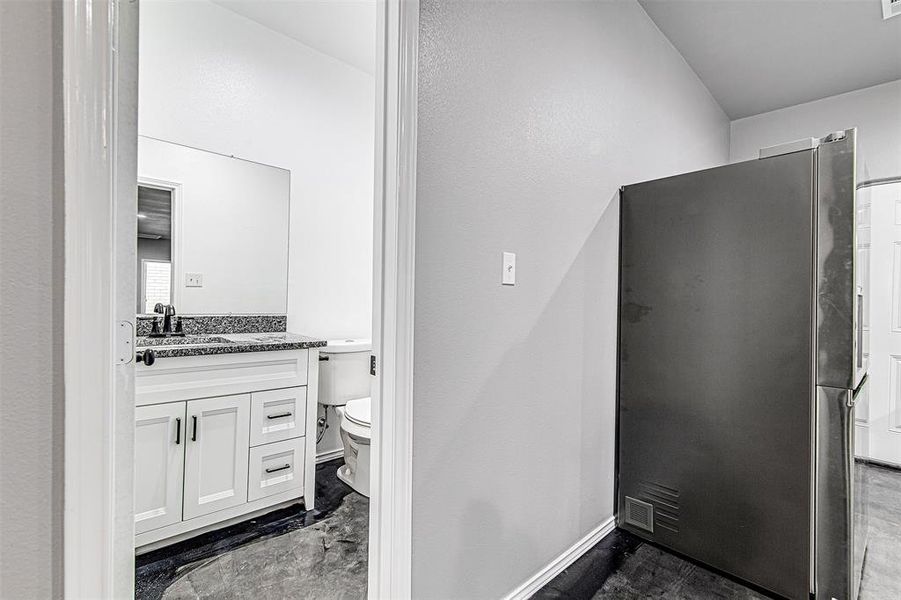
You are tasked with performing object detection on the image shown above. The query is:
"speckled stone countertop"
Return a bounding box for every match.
[136,332,327,359]
[136,314,287,336]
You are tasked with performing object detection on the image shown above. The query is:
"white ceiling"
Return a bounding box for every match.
[211,0,376,74]
[639,0,901,119]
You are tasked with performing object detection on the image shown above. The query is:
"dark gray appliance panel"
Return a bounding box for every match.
[816,130,861,390]
[618,150,816,600]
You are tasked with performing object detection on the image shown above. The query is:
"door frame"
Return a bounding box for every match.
[859,178,901,466]
[62,0,418,598]
[63,0,138,597]
[369,0,419,598]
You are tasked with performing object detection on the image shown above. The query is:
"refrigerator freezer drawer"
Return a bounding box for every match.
[815,382,869,600]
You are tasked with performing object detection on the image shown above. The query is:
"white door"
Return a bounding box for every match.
[863,181,901,465]
[134,402,185,534]
[183,394,251,519]
[856,185,872,458]
[115,0,140,594]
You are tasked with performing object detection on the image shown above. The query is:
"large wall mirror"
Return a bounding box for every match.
[136,136,290,315]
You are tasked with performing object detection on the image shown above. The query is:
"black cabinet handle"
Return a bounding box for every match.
[266,412,293,420]
[265,464,291,474]
[136,349,155,366]
[191,415,198,442]
[175,418,181,445]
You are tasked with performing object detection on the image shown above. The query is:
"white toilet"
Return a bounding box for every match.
[318,339,372,497]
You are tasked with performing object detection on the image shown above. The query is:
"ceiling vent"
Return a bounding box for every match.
[884,0,901,20]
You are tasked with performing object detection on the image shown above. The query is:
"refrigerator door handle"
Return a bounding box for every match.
[857,287,864,371]
[848,374,868,408]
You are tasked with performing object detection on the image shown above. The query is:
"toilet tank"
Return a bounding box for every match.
[318,339,372,406]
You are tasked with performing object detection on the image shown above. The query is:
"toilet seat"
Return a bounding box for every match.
[343,397,371,427]
[339,397,371,440]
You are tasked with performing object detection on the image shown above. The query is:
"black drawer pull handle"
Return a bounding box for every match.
[175,418,181,445]
[265,464,291,474]
[191,415,198,442]
[266,412,293,420]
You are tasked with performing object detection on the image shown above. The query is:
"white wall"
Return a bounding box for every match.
[731,79,901,180]
[139,0,374,338]
[138,137,290,314]
[412,1,730,597]
[0,1,64,597]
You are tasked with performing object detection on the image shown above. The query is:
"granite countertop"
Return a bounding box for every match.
[136,332,327,359]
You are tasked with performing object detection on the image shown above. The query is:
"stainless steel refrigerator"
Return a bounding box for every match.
[616,128,868,600]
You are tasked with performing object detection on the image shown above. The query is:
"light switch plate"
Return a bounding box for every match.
[185,273,203,287]
[502,252,516,285]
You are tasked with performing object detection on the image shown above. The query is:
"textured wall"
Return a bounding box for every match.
[731,79,901,180]
[0,1,64,598]
[412,1,729,597]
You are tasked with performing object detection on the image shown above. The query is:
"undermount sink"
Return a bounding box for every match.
[242,333,288,342]
[137,335,233,347]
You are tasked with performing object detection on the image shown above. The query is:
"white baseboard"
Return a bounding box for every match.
[502,516,616,600]
[316,448,344,464]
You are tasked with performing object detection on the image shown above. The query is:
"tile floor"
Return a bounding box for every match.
[160,493,368,600]
[536,462,901,599]
[857,463,901,599]
[136,461,901,600]
[135,459,367,600]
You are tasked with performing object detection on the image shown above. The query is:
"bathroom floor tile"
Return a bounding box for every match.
[135,459,367,600]
[536,462,901,600]
[531,529,771,600]
[160,493,368,600]
[137,461,901,599]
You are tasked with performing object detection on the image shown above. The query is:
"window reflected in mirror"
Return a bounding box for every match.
[137,184,173,313]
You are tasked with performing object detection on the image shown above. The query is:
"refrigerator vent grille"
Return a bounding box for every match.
[638,481,680,532]
[624,496,654,532]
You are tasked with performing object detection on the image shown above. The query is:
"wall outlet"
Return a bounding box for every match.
[502,252,516,285]
[185,273,203,288]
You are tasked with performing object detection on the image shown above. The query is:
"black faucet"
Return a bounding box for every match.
[150,304,185,337]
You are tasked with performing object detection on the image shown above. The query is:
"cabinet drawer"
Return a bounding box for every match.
[136,350,308,406]
[250,387,306,446]
[248,437,305,502]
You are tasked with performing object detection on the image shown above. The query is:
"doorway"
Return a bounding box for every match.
[62,0,417,597]
[858,179,901,466]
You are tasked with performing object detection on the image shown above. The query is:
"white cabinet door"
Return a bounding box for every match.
[183,394,251,520]
[249,387,306,447]
[135,402,185,534]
